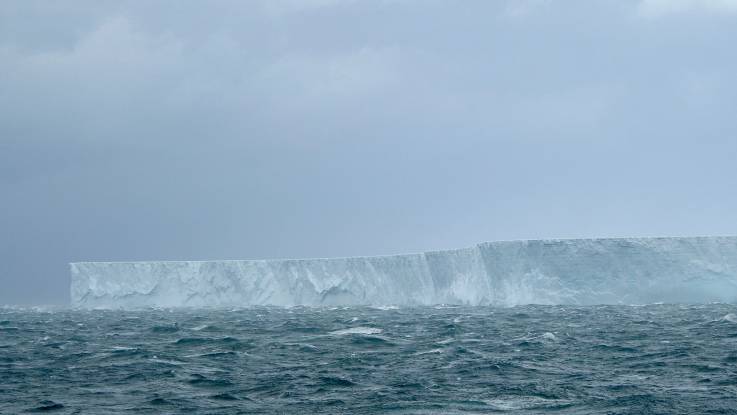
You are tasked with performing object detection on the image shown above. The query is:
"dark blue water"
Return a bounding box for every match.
[1,304,737,414]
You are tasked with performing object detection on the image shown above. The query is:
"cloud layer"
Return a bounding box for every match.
[1,0,737,304]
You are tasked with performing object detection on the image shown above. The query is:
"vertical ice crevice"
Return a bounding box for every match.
[70,236,737,308]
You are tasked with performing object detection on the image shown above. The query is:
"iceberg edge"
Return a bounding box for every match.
[70,236,737,308]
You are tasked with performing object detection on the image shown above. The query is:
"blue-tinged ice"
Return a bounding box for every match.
[70,236,737,308]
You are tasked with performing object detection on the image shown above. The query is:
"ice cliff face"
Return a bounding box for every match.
[70,237,737,308]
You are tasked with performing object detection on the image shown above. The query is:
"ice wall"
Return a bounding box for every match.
[70,236,737,308]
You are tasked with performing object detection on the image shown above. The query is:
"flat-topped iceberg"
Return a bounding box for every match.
[70,236,737,308]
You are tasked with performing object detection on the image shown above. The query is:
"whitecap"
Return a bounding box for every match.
[329,327,382,335]
[370,305,399,310]
[541,332,557,341]
[415,348,444,355]
[110,346,137,351]
[721,313,737,323]
[511,332,557,343]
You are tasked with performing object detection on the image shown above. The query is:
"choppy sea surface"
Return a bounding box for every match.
[2,304,737,414]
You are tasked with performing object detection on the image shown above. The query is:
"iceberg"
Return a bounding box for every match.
[70,236,737,308]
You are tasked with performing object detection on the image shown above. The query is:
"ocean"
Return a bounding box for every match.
[1,304,736,414]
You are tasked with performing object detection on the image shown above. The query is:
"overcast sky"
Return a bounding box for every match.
[2,0,737,305]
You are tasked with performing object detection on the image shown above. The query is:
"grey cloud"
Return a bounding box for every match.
[1,0,736,305]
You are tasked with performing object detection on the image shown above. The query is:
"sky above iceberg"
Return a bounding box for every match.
[1,0,737,304]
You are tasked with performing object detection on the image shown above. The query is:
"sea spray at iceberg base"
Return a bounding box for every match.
[70,236,737,308]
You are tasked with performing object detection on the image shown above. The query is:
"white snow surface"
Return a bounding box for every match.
[70,237,737,308]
